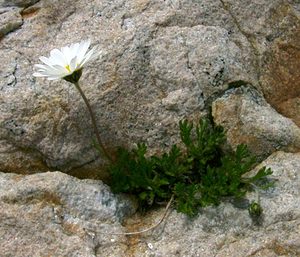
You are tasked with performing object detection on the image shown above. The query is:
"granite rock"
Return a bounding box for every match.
[0,7,22,37]
[0,0,39,7]
[1,152,299,256]
[0,0,254,176]
[0,171,136,257]
[260,25,300,126]
[0,0,299,178]
[101,151,300,257]
[212,86,300,158]
[220,0,300,126]
[0,1,299,256]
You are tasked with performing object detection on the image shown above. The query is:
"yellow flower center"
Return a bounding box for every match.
[65,65,71,72]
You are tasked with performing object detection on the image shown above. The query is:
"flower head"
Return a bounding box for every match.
[33,39,97,82]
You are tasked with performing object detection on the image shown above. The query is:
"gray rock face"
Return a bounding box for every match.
[0,0,256,176]
[0,171,136,257]
[212,86,300,158]
[0,0,299,256]
[1,152,299,257]
[221,0,300,127]
[0,0,299,178]
[109,151,300,257]
[0,0,39,7]
[0,7,23,38]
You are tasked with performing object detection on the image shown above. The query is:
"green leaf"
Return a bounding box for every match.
[248,167,273,182]
[106,118,274,218]
[174,183,201,217]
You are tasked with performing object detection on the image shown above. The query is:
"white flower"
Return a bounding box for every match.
[33,39,97,81]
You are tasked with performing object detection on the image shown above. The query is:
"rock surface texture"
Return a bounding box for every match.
[0,0,299,176]
[212,86,300,159]
[133,152,300,257]
[118,151,300,257]
[0,171,137,256]
[0,152,299,256]
[0,0,300,256]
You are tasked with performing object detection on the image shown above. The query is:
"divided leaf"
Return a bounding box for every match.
[107,118,273,217]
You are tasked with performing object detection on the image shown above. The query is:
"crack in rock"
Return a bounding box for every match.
[0,7,23,38]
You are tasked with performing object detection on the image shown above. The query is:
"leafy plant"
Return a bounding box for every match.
[107,118,273,217]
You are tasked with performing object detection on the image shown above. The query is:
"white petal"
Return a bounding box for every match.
[52,64,68,73]
[36,69,47,73]
[39,56,54,66]
[49,49,67,66]
[79,46,98,67]
[88,47,100,61]
[34,64,48,70]
[33,72,48,77]
[35,68,47,72]
[70,42,80,58]
[39,64,67,78]
[34,68,54,76]
[76,40,91,64]
[43,67,61,75]
[47,76,61,80]
[69,56,77,72]
[61,46,73,64]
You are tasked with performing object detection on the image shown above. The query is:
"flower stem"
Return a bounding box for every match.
[74,81,112,162]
